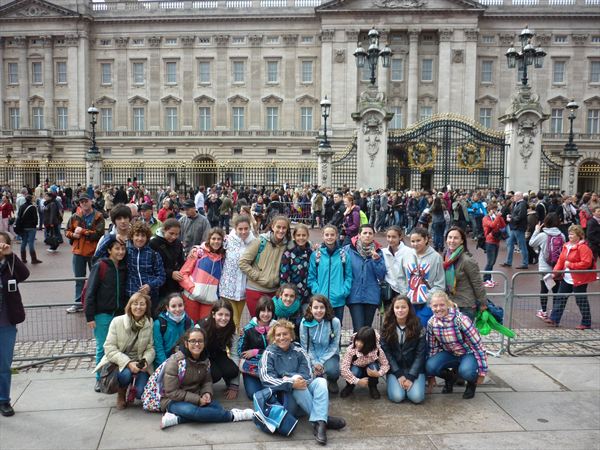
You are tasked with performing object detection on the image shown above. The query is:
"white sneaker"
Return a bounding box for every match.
[161,412,179,429]
[231,408,254,422]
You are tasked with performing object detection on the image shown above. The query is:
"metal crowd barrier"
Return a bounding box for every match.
[505,269,600,356]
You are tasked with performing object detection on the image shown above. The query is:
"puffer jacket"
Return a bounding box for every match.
[307,242,353,308]
[160,350,212,412]
[179,243,224,305]
[94,314,155,372]
[340,331,390,384]
[149,231,185,297]
[239,231,287,292]
[553,240,596,286]
[153,311,194,367]
[380,326,426,382]
[259,342,311,392]
[299,318,341,367]
[219,229,255,301]
[345,237,387,306]
[530,227,564,272]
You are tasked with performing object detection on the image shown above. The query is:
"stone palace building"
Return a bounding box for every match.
[0,0,599,192]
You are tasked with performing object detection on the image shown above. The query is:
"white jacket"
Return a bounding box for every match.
[219,229,256,301]
[530,227,563,273]
[382,243,412,293]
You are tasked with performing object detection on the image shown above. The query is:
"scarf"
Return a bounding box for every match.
[356,239,375,260]
[131,316,147,333]
[166,311,185,324]
[273,296,300,319]
[443,245,464,296]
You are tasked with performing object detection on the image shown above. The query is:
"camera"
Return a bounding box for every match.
[136,359,146,370]
[7,279,17,293]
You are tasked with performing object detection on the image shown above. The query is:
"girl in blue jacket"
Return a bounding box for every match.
[307,225,353,322]
[345,224,387,332]
[153,293,194,367]
[299,295,341,394]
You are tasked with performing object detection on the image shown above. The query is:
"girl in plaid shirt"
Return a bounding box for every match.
[425,290,487,400]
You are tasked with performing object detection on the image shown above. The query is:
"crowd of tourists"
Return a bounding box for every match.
[0,178,598,445]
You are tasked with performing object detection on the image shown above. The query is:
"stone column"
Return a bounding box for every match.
[437,29,452,114]
[15,37,29,127]
[499,85,549,193]
[406,29,419,125]
[320,29,335,123]
[352,86,392,190]
[463,29,478,119]
[42,36,54,130]
[561,156,579,195]
[85,152,103,187]
[77,33,90,131]
[0,39,4,128]
[317,143,334,188]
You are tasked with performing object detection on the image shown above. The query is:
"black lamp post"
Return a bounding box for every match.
[563,99,579,156]
[87,104,99,154]
[353,27,392,86]
[505,25,546,87]
[319,96,331,149]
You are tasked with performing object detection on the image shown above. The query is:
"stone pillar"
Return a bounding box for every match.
[85,152,103,188]
[77,33,90,131]
[407,29,419,125]
[463,29,478,119]
[16,37,29,127]
[352,86,392,190]
[561,156,579,195]
[0,39,4,128]
[42,36,54,130]
[317,143,334,188]
[499,85,549,193]
[437,29,452,114]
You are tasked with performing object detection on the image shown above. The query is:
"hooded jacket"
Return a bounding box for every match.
[307,242,352,308]
[84,257,127,322]
[397,246,445,305]
[220,229,255,301]
[381,243,412,294]
[340,331,390,384]
[530,226,564,272]
[150,231,185,297]
[179,243,224,305]
[299,317,341,367]
[345,236,387,306]
[553,240,596,286]
[153,311,194,367]
[259,342,311,392]
[239,231,287,292]
[160,350,212,412]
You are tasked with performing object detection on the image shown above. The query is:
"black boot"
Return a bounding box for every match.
[313,420,327,445]
[30,251,42,264]
[340,382,354,398]
[463,381,477,399]
[20,250,27,264]
[368,377,380,399]
[440,369,457,394]
[326,416,346,430]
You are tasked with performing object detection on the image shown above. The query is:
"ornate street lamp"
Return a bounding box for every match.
[87,104,99,154]
[505,25,546,86]
[319,96,331,149]
[353,27,392,86]
[563,99,579,156]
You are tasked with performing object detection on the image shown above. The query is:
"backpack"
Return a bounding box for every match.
[253,236,268,264]
[544,233,565,266]
[314,247,346,270]
[141,358,187,412]
[359,210,368,225]
[158,315,194,337]
[80,260,109,308]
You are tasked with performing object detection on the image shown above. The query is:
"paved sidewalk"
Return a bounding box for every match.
[2,356,599,450]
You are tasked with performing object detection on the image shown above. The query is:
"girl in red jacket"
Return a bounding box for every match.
[546,225,596,329]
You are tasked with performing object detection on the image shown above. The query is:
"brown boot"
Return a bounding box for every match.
[30,251,42,264]
[116,387,127,410]
[20,250,27,264]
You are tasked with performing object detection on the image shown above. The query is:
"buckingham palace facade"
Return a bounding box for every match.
[0,0,599,191]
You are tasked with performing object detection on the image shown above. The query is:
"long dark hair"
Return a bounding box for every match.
[304,294,334,322]
[353,326,376,354]
[203,299,235,348]
[382,295,421,344]
[445,225,470,255]
[178,326,207,360]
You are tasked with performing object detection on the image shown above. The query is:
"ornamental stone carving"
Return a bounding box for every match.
[362,113,383,167]
[214,35,230,46]
[283,34,298,45]
[452,49,463,64]
[335,49,345,63]
[320,30,335,42]
[115,36,129,48]
[517,118,537,167]
[11,36,27,47]
[373,0,424,8]
[18,5,50,16]
[536,33,551,46]
[180,36,195,47]
[148,36,162,47]
[465,29,479,42]
[498,33,514,46]
[346,30,359,42]
[439,29,453,42]
[572,34,588,45]
[408,29,420,42]
[248,35,263,46]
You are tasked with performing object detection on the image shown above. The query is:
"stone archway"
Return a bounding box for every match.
[191,156,217,189]
[577,159,600,193]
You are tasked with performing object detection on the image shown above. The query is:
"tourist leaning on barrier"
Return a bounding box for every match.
[426,290,488,400]
[529,212,564,321]
[94,292,155,410]
[380,295,426,404]
[158,327,254,429]
[85,239,128,393]
[0,231,30,417]
[546,225,596,330]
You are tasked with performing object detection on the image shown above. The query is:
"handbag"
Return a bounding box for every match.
[98,363,120,394]
[379,280,394,304]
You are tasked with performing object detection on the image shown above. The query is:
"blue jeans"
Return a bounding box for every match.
[387,373,426,404]
[289,377,328,422]
[431,221,445,252]
[242,374,263,400]
[93,314,113,380]
[350,362,380,384]
[321,355,340,382]
[0,325,17,403]
[483,243,499,281]
[117,368,149,397]
[72,254,92,304]
[505,229,528,266]
[20,228,36,253]
[333,306,345,324]
[168,400,232,423]
[550,281,590,327]
[425,351,478,383]
[348,303,378,333]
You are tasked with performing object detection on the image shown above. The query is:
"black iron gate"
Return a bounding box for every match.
[387,114,506,191]
[539,147,563,191]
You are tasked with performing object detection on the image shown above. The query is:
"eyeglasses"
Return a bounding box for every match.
[187,339,204,345]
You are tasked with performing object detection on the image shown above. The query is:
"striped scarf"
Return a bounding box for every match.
[443,246,464,296]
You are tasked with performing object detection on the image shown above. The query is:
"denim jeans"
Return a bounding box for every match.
[505,229,528,266]
[219,215,231,234]
[289,377,328,422]
[348,303,378,333]
[425,351,478,383]
[483,243,499,281]
[0,325,17,403]
[117,368,149,397]
[539,278,559,313]
[20,228,36,253]
[321,355,340,382]
[350,362,380,384]
[167,400,233,423]
[242,374,263,400]
[333,306,345,324]
[386,373,426,404]
[93,314,113,380]
[72,254,92,304]
[431,221,445,252]
[549,281,591,327]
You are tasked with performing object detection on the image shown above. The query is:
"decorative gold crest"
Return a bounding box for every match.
[407,141,437,172]
[457,142,486,173]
